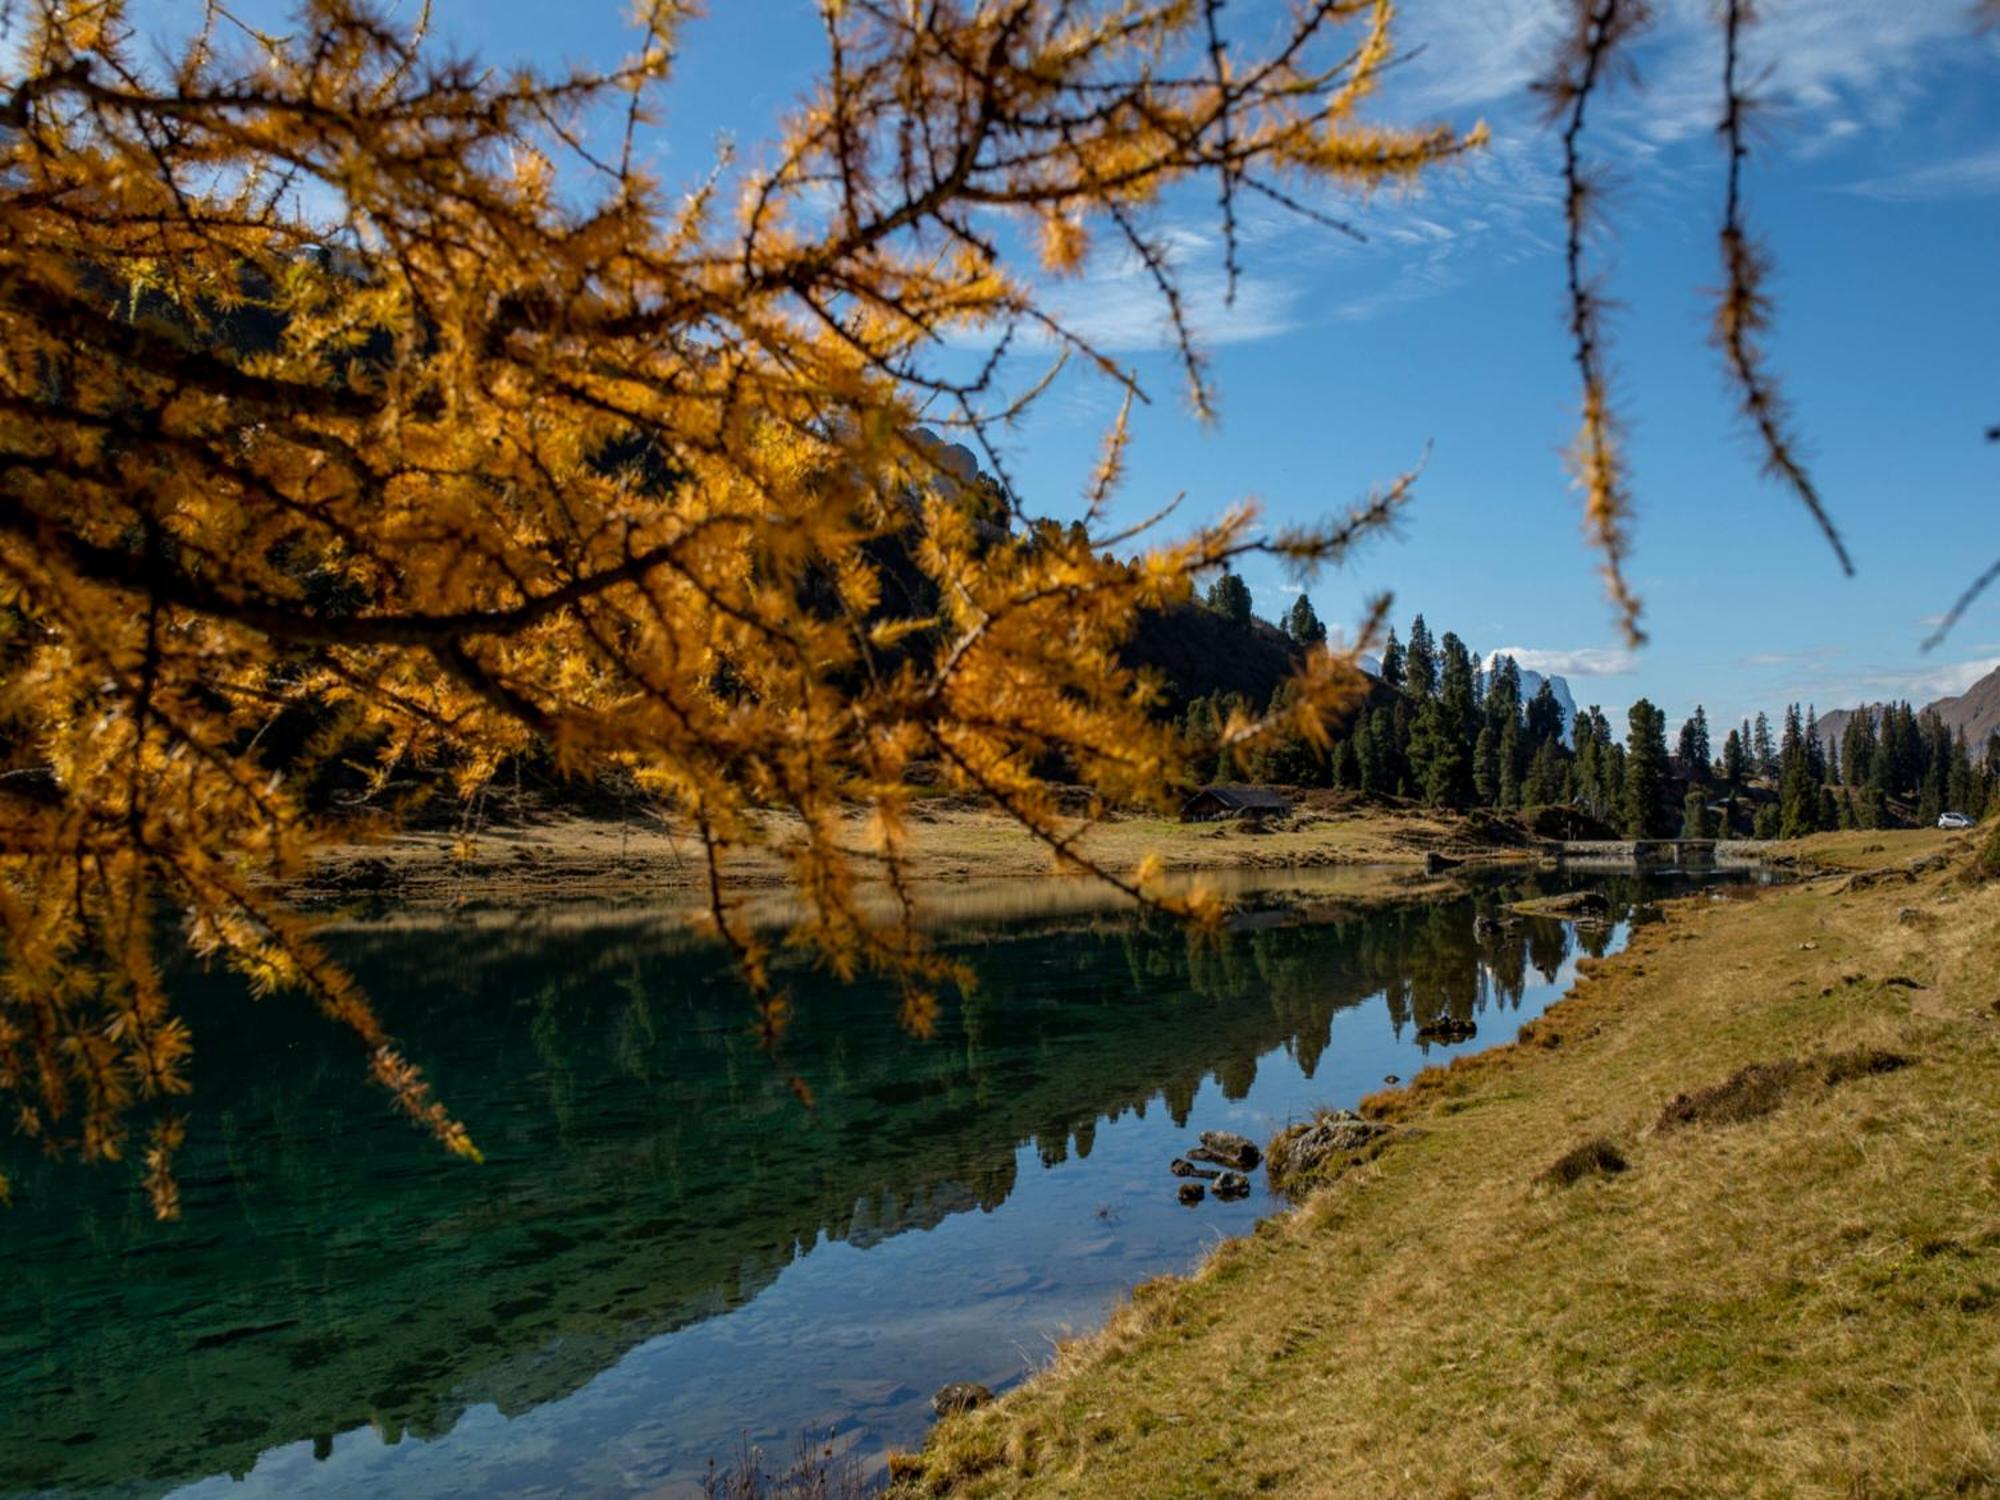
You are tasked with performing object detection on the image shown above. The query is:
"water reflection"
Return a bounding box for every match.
[3,871,1719,1497]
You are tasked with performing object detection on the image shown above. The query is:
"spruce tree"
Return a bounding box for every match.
[1721,727,1746,785]
[1473,722,1500,805]
[1284,592,1328,646]
[1408,697,1470,808]
[1622,699,1670,837]
[1405,615,1437,699]
[1380,627,1405,687]
[1526,679,1566,746]
[1777,704,1819,837]
[1207,570,1253,626]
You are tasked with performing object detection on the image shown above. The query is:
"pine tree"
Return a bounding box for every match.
[1721,727,1746,785]
[1677,705,1711,782]
[1778,704,1819,837]
[1405,615,1437,699]
[1473,722,1500,805]
[1408,697,1470,808]
[1380,628,1405,688]
[1498,718,1523,809]
[1623,699,1670,837]
[1284,592,1328,646]
[1207,570,1254,626]
[1753,711,1776,777]
[1525,679,1566,746]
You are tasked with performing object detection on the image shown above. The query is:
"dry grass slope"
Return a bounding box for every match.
[890,828,2000,1498]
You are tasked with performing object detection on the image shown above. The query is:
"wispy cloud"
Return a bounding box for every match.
[1744,648,2000,713]
[1840,144,2000,201]
[1486,646,1639,677]
[1041,227,1304,352]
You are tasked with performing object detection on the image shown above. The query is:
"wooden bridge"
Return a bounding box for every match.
[1556,839,1775,869]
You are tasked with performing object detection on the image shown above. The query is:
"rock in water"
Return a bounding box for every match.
[1177,1181,1206,1205]
[1189,1130,1260,1171]
[1213,1170,1252,1200]
[1170,1158,1220,1180]
[1415,1014,1477,1044]
[932,1382,993,1417]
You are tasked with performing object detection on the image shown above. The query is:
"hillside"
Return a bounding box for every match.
[1927,662,2000,750]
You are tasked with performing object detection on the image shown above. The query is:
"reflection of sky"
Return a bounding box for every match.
[167,926,1603,1499]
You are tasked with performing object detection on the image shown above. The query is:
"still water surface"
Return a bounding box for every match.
[3,870,1741,1497]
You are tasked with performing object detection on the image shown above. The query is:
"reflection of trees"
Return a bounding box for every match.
[2,874,1680,1497]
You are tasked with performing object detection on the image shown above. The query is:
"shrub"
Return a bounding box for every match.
[1537,1137,1629,1189]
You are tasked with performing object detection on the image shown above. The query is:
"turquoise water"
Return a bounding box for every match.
[2,871,1733,1497]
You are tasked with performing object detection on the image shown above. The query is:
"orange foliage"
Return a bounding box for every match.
[0,0,1471,1211]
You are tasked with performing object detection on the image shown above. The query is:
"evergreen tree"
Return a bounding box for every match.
[1525,679,1566,747]
[1473,722,1500,805]
[1622,699,1670,837]
[1721,727,1746,785]
[1283,592,1328,646]
[1206,570,1253,626]
[1777,703,1819,837]
[1498,717,1523,809]
[1380,627,1405,688]
[1438,633,1479,746]
[1405,614,1437,699]
[1525,741,1565,806]
[1408,697,1470,808]
[1753,712,1775,777]
[1677,705,1711,782]
[1753,803,1781,839]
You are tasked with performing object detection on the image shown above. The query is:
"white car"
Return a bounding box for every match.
[1937,811,1975,830]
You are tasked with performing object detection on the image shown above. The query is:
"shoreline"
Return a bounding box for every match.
[890,826,1999,1497]
[292,796,1545,913]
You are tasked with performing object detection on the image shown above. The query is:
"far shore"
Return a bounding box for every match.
[293,794,1542,912]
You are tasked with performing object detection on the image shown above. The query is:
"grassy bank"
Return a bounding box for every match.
[891,829,2000,1498]
[297,794,1538,908]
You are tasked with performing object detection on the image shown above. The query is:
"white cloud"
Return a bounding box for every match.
[1744,648,2000,713]
[1040,228,1304,352]
[1486,645,1639,678]
[1393,0,1976,141]
[1840,144,2000,201]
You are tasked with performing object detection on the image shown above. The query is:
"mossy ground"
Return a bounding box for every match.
[890,828,2000,1498]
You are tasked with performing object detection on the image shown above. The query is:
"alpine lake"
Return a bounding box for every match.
[3,865,1767,1497]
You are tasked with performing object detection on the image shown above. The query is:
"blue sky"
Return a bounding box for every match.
[124,1,2000,735]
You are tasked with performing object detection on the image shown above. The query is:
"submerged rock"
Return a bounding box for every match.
[932,1382,993,1417]
[1187,1130,1261,1171]
[1177,1181,1206,1206]
[1212,1170,1251,1200]
[1169,1158,1220,1180]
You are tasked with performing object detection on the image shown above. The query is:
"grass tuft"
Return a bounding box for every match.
[1819,1046,1913,1086]
[1536,1136,1628,1189]
[1655,1058,1809,1132]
